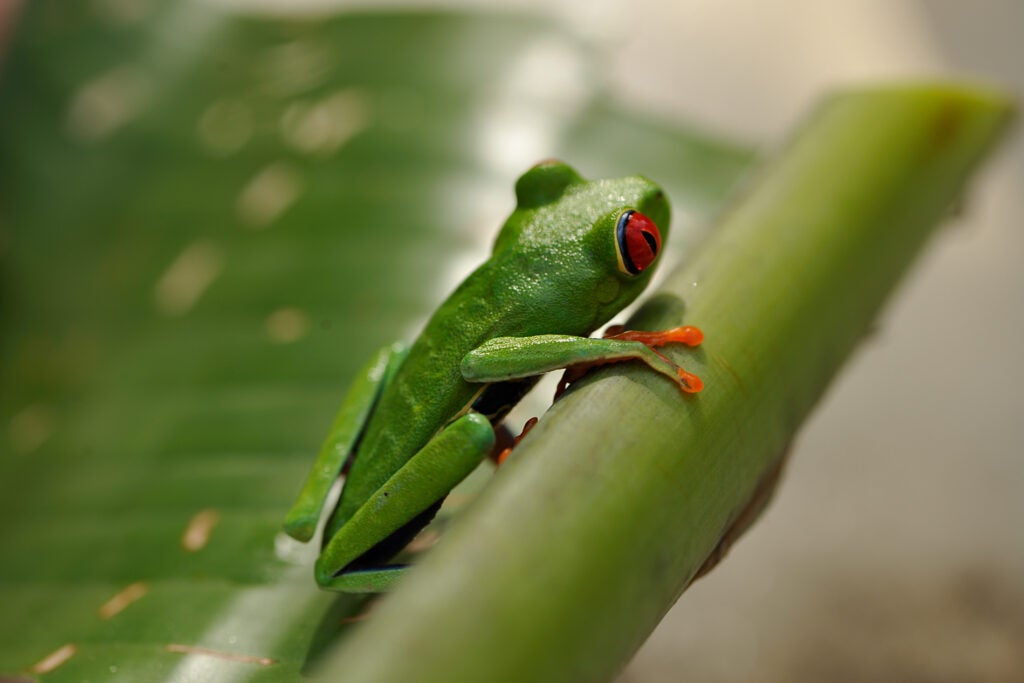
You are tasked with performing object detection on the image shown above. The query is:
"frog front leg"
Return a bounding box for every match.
[462,325,704,396]
[314,412,494,592]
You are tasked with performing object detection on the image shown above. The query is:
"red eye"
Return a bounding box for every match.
[615,210,661,275]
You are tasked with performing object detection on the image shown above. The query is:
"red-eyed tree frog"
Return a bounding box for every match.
[283,160,703,593]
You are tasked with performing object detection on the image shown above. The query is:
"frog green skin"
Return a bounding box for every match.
[283,160,702,593]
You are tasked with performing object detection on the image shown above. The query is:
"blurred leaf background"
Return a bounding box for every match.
[1,1,1022,682]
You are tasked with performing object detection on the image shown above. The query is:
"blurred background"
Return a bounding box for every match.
[1,1,1020,681]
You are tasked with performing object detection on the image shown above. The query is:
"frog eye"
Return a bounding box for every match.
[615,210,662,275]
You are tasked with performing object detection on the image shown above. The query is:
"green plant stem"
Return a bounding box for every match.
[316,84,1014,683]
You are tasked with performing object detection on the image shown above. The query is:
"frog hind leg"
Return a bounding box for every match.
[318,500,444,594]
[315,412,495,593]
[283,343,407,543]
[471,377,539,463]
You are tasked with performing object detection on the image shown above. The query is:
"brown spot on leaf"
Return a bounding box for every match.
[98,581,149,619]
[181,509,220,552]
[29,644,76,674]
[165,644,275,666]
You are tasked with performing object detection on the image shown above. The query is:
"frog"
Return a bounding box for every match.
[283,160,703,592]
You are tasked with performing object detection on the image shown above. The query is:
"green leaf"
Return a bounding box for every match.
[0,5,752,681]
